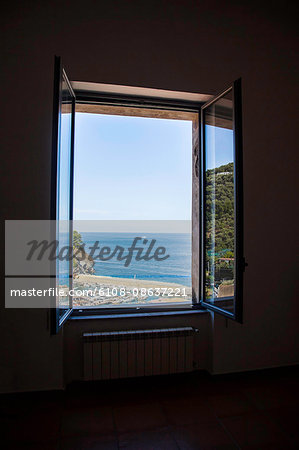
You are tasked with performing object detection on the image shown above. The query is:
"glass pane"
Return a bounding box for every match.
[204,90,235,315]
[56,75,73,313]
[72,109,194,309]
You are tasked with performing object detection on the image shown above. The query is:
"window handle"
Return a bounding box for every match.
[242,257,248,272]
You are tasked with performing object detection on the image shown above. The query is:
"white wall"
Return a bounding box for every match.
[1,0,298,392]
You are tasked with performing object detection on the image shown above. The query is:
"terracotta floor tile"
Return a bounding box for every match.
[242,384,299,410]
[59,434,118,450]
[266,406,299,444]
[161,397,215,426]
[114,402,167,433]
[61,406,114,437]
[119,429,178,449]
[6,441,59,450]
[173,422,237,449]
[4,408,61,443]
[207,392,257,418]
[221,411,294,448]
[3,369,299,449]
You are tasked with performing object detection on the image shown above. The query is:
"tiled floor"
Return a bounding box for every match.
[2,367,299,449]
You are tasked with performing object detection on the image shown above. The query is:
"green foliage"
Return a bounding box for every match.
[73,230,83,250]
[72,230,95,276]
[205,162,234,255]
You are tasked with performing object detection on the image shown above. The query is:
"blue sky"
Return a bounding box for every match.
[74,113,192,220]
[73,113,233,221]
[205,125,233,170]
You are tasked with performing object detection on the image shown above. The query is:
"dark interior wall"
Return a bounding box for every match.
[1,0,298,391]
[64,314,211,384]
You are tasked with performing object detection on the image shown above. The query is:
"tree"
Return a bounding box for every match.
[73,230,83,250]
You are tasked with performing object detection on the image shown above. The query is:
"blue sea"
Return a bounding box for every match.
[80,232,191,287]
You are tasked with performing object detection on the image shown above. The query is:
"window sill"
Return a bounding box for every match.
[70,308,208,320]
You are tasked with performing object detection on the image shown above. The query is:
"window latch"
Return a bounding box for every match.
[242,257,248,272]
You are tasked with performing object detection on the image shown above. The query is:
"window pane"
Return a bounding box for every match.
[73,108,195,309]
[56,76,73,313]
[204,90,235,314]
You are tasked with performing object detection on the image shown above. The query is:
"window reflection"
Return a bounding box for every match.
[204,91,235,313]
[56,76,73,312]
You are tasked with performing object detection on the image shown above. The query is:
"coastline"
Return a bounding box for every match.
[73,274,192,306]
[76,274,191,290]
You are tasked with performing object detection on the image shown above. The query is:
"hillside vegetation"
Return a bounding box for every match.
[205,162,234,256]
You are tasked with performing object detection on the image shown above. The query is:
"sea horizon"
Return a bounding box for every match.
[79,231,192,287]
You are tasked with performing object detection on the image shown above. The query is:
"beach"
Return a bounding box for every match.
[76,274,191,290]
[72,274,192,307]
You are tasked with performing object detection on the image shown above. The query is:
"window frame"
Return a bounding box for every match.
[50,70,245,324]
[50,57,76,333]
[200,79,244,323]
[71,92,204,317]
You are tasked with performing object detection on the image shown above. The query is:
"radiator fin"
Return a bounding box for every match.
[83,327,196,381]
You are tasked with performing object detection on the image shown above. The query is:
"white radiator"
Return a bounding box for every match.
[83,327,196,381]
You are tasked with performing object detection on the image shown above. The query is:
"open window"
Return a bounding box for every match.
[51,56,245,332]
[200,80,244,322]
[51,57,75,333]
